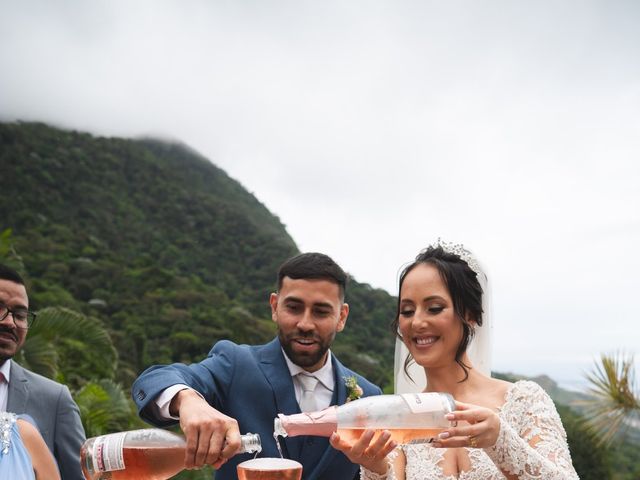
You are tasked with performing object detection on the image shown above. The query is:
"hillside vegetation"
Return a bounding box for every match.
[0,121,396,389]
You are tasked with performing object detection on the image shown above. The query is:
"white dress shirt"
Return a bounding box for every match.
[0,360,11,411]
[281,348,335,411]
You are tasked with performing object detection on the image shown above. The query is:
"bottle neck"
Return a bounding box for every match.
[239,433,262,454]
[274,407,338,438]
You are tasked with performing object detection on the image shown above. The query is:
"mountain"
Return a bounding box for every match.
[0,121,396,388]
[493,372,592,406]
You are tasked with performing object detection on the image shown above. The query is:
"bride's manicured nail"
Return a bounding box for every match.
[438,432,450,439]
[445,413,455,420]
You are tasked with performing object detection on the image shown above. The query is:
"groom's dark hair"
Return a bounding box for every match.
[277,252,348,300]
[392,246,484,382]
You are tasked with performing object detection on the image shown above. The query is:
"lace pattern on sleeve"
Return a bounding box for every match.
[360,448,400,480]
[484,381,579,479]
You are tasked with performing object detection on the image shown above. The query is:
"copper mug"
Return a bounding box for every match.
[237,458,302,480]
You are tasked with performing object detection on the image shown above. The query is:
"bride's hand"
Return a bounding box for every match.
[329,429,397,475]
[432,401,500,449]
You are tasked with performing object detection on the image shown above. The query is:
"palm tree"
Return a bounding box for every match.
[583,353,640,444]
[16,306,117,387]
[75,379,143,437]
[14,306,143,437]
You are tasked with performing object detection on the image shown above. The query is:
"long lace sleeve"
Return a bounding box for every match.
[361,467,394,480]
[360,449,401,480]
[484,381,579,479]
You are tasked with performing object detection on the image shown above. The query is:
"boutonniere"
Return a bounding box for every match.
[344,376,363,402]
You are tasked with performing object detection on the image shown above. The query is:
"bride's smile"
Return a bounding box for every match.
[414,335,438,347]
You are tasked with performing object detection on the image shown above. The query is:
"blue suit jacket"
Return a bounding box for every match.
[132,338,382,480]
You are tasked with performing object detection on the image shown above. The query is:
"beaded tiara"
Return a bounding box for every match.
[430,238,482,277]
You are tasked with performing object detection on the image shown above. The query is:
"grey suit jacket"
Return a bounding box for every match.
[7,360,86,480]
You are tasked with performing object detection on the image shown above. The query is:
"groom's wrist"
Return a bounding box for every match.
[170,388,203,416]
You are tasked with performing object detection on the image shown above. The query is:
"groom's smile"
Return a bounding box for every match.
[287,332,323,357]
[293,335,319,350]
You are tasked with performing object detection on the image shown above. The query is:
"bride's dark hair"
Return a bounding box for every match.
[392,245,484,382]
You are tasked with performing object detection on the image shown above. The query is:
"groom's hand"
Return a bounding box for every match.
[171,389,241,469]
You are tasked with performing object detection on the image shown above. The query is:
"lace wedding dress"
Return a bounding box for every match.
[362,381,579,480]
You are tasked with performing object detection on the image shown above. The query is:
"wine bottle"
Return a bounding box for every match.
[274,392,455,446]
[80,428,262,480]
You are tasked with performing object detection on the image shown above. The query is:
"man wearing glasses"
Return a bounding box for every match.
[0,263,85,480]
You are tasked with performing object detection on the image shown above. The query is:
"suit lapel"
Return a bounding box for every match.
[305,353,349,480]
[6,361,29,413]
[333,357,349,406]
[257,338,303,459]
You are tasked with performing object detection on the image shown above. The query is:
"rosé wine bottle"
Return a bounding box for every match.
[274,392,455,447]
[80,428,261,480]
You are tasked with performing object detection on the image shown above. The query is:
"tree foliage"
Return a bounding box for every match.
[75,379,143,438]
[556,404,612,479]
[17,306,117,388]
[0,122,396,390]
[582,353,640,445]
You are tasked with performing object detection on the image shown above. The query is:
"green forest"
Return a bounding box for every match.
[1,122,637,479]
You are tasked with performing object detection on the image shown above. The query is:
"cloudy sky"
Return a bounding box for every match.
[2,0,639,390]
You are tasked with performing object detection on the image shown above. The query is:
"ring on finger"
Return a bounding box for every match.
[468,436,478,448]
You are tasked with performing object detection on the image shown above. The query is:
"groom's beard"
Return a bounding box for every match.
[278,329,335,369]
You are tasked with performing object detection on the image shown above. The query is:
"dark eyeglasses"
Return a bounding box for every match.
[0,303,36,329]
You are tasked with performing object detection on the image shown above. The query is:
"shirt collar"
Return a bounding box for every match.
[0,359,11,383]
[281,348,334,390]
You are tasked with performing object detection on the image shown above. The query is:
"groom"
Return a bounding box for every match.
[132,252,382,480]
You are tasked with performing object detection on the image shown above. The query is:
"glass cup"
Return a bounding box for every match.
[237,458,303,480]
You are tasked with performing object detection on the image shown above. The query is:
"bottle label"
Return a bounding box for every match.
[399,393,444,414]
[92,432,127,472]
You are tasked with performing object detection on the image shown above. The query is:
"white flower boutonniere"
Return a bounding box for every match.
[344,376,363,402]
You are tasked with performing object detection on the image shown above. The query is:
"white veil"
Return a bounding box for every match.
[394,248,492,394]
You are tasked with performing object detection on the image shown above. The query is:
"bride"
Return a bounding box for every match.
[330,241,579,479]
